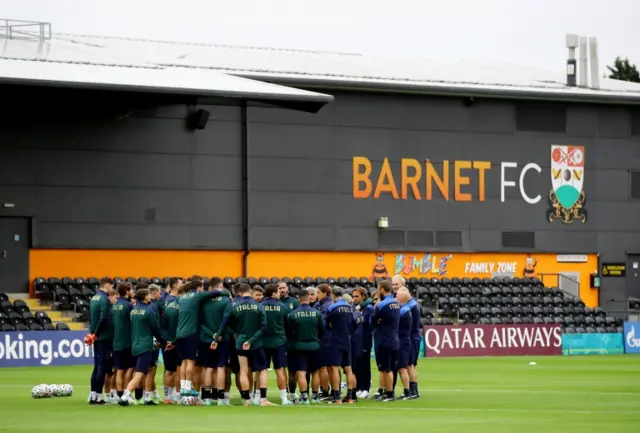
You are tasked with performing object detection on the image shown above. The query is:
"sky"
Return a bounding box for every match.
[2,0,639,73]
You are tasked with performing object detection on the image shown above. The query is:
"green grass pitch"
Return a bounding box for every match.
[1,356,639,433]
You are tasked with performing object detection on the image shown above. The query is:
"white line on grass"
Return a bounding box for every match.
[3,384,639,396]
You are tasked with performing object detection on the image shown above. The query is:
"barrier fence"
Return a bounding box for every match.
[1,325,637,367]
[562,333,624,355]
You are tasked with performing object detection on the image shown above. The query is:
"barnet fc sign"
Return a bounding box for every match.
[352,144,587,225]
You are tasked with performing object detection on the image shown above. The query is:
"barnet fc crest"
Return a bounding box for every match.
[547,145,587,224]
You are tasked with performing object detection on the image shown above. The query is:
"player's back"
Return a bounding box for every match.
[372,295,400,350]
[161,297,180,343]
[130,303,157,356]
[408,297,422,341]
[199,290,231,342]
[288,304,323,351]
[89,290,113,340]
[398,304,412,345]
[262,297,288,349]
[111,298,133,351]
[176,291,200,338]
[326,299,354,350]
[232,296,265,348]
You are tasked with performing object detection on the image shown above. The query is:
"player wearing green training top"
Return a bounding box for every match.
[111,282,135,399]
[213,283,268,406]
[86,277,115,405]
[277,280,299,400]
[118,288,166,407]
[262,284,292,405]
[159,282,181,404]
[176,280,222,396]
[287,289,324,404]
[196,277,226,405]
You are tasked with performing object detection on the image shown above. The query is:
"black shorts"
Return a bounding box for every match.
[134,351,153,374]
[316,346,330,368]
[264,345,287,370]
[237,347,267,372]
[290,349,320,373]
[151,348,159,367]
[113,348,134,370]
[94,339,113,371]
[229,345,240,374]
[163,348,180,373]
[326,348,351,368]
[411,338,421,366]
[397,347,411,370]
[196,342,215,368]
[176,334,198,361]
[375,346,397,372]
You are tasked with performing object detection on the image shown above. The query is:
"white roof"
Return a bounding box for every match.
[0,37,333,108]
[4,32,640,104]
[50,33,640,104]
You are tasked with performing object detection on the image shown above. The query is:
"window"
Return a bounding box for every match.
[631,171,640,199]
[378,230,405,247]
[435,231,462,247]
[516,103,566,133]
[406,230,434,247]
[502,232,535,248]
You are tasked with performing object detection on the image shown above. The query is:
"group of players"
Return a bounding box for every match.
[85,274,422,406]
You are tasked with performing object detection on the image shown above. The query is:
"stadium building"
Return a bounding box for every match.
[1,21,640,325]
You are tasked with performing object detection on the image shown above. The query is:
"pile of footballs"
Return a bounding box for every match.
[31,384,74,399]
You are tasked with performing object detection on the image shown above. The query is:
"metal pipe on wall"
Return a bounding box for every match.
[241,102,250,277]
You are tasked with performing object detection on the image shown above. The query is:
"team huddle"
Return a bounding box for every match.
[85,275,422,406]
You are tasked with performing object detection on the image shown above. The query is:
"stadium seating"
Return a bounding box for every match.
[0,292,84,331]
[28,274,624,334]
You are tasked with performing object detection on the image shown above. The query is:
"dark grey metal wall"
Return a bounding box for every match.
[0,87,639,305]
[0,100,244,249]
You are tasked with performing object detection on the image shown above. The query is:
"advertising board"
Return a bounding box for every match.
[423,323,562,357]
[623,322,640,354]
[562,333,624,355]
[0,331,93,367]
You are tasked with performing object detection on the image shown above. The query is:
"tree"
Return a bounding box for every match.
[607,57,640,83]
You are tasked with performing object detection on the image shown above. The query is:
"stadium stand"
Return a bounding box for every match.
[0,290,84,332]
[25,275,624,334]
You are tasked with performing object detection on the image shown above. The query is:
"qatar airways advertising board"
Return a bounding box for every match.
[423,324,563,357]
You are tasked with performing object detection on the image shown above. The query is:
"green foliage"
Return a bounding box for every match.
[607,57,640,83]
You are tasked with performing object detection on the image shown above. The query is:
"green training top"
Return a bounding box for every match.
[261,298,289,349]
[216,296,266,350]
[130,303,163,356]
[287,304,324,351]
[89,291,113,341]
[176,290,218,339]
[111,298,133,351]
[160,297,180,343]
[281,296,300,312]
[199,290,233,343]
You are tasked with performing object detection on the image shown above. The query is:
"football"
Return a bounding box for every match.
[180,396,196,406]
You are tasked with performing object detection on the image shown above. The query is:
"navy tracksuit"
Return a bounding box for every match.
[353,299,375,392]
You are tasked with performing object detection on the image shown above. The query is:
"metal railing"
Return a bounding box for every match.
[0,19,51,42]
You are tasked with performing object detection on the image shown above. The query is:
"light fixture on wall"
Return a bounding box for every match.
[377,217,389,229]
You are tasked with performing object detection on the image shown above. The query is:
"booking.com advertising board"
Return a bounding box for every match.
[0,331,93,367]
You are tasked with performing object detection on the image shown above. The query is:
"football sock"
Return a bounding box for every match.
[90,391,97,401]
[280,389,288,402]
[260,388,267,399]
[134,388,143,400]
[301,390,309,401]
[163,386,169,398]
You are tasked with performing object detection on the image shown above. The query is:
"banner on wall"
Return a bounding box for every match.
[0,331,93,368]
[624,322,640,354]
[562,333,624,355]
[423,324,562,357]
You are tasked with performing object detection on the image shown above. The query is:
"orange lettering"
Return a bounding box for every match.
[401,158,422,200]
[474,161,491,202]
[373,158,399,199]
[352,157,372,198]
[426,161,449,200]
[455,160,472,202]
